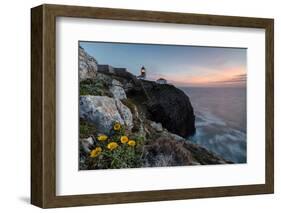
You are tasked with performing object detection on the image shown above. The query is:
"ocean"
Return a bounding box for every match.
[181,87,247,163]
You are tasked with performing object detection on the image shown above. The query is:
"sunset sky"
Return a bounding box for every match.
[80,41,246,87]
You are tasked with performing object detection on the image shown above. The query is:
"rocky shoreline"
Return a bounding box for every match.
[79,46,230,169]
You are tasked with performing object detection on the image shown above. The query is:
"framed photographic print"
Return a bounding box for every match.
[31,4,274,208]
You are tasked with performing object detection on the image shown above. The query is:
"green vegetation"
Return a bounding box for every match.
[80,78,111,96]
[85,122,143,169]
[79,119,97,138]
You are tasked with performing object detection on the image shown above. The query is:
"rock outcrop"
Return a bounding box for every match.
[109,79,127,100]
[127,80,195,137]
[143,135,228,167]
[79,46,98,81]
[142,119,228,167]
[80,95,133,134]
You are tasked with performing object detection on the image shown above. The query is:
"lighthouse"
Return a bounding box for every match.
[137,66,146,80]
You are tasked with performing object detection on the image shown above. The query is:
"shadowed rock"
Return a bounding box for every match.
[128,80,196,137]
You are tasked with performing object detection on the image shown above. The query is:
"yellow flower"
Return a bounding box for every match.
[113,122,121,131]
[128,140,136,147]
[107,142,118,151]
[120,136,129,144]
[97,134,108,141]
[90,147,102,158]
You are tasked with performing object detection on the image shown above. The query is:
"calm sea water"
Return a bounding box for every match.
[181,87,247,163]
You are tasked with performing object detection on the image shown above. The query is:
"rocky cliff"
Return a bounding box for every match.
[127,80,195,137]
[78,46,230,169]
[79,46,98,81]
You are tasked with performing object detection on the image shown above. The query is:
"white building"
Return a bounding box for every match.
[156,78,167,84]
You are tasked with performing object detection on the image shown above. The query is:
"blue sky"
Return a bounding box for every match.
[79,41,246,87]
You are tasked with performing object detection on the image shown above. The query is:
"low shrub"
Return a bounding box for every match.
[79,119,97,138]
[80,78,112,96]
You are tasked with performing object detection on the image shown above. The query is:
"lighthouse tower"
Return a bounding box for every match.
[137,66,146,80]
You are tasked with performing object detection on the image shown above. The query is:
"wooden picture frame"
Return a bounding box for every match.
[31,4,274,208]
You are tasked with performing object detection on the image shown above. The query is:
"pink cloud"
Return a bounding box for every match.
[161,66,246,87]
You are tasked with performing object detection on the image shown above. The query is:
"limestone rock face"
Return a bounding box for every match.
[150,122,163,132]
[79,46,98,81]
[110,79,127,100]
[80,137,94,153]
[79,95,133,134]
